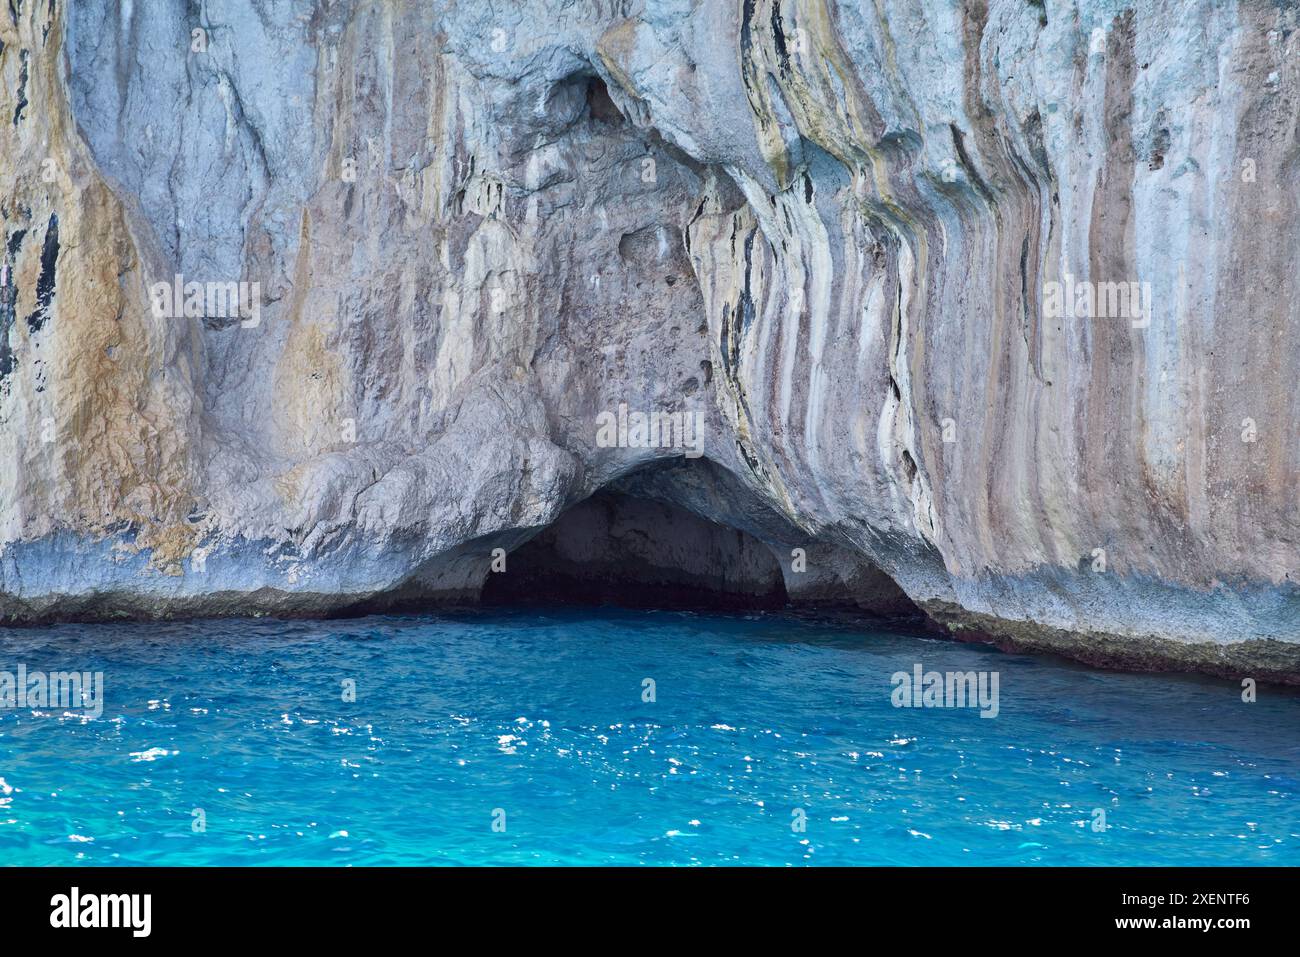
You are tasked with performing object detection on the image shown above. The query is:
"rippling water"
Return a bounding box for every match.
[0,608,1296,865]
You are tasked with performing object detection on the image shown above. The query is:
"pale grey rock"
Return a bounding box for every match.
[1,1,1297,682]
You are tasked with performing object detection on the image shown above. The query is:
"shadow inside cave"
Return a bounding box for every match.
[481,489,790,610]
[479,458,926,622]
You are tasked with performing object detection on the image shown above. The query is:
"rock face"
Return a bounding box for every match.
[1,1,1297,681]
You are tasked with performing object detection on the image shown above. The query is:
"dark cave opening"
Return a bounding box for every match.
[478,458,927,624]
[481,489,790,610]
[542,70,627,131]
[333,460,931,629]
[584,75,624,124]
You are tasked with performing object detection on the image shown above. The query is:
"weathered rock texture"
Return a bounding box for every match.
[1,1,1297,681]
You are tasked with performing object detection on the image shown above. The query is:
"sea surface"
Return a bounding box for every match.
[0,607,1296,865]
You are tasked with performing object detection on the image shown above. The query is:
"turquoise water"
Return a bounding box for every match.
[0,607,1296,866]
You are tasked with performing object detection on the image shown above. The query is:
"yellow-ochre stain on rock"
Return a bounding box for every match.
[773,0,881,167]
[595,19,642,101]
[272,206,349,467]
[0,5,200,573]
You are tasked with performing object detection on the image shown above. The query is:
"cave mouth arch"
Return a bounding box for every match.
[479,458,924,620]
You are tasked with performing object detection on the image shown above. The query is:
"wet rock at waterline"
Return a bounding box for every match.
[0,2,1297,682]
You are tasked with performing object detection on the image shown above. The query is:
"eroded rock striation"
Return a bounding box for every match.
[1,1,1297,681]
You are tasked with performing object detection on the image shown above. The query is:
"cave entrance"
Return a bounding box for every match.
[481,489,789,610]
[479,458,925,621]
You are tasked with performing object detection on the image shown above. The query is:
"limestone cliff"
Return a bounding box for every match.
[1,1,1297,682]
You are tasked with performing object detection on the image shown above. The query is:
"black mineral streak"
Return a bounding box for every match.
[25,212,58,332]
[13,48,28,126]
